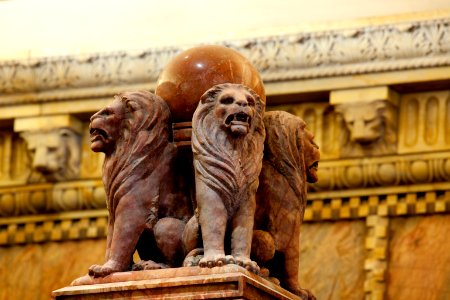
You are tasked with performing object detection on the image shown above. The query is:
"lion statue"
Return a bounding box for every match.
[85,90,192,278]
[252,111,319,300]
[189,83,265,273]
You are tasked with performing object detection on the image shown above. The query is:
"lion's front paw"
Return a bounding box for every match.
[288,285,316,300]
[199,252,227,268]
[233,256,260,274]
[88,260,124,277]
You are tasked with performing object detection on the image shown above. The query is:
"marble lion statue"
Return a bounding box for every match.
[85,91,192,278]
[188,83,265,273]
[252,110,319,299]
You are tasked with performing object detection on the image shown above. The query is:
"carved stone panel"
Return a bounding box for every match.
[335,100,397,157]
[398,90,450,154]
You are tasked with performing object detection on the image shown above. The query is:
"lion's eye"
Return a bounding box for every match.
[100,109,111,116]
[220,97,234,105]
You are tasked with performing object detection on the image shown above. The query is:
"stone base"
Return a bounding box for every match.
[52,265,300,300]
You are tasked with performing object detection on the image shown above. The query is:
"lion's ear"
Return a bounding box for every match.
[126,100,140,112]
[199,91,211,104]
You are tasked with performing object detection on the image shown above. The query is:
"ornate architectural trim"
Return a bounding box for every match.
[364,215,389,300]
[0,17,449,103]
[0,210,107,245]
[1,183,449,245]
[305,182,450,221]
[312,151,450,191]
[0,180,105,217]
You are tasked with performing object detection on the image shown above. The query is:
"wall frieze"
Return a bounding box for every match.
[312,151,450,191]
[305,182,450,222]
[0,210,107,245]
[0,150,449,218]
[0,17,449,103]
[0,180,105,217]
[0,183,449,245]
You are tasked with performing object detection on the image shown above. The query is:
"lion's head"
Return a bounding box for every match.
[89,91,173,217]
[22,128,80,182]
[303,129,320,183]
[192,83,266,212]
[335,100,397,157]
[263,111,320,199]
[196,83,264,137]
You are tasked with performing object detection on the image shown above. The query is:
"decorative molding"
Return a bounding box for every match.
[1,150,449,218]
[0,180,106,217]
[398,90,450,154]
[312,151,450,191]
[0,17,449,103]
[364,215,389,300]
[0,210,107,245]
[305,182,450,222]
[1,183,449,245]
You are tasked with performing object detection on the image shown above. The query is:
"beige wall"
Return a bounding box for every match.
[0,0,449,60]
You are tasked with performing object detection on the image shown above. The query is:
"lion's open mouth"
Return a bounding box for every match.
[225,112,251,127]
[89,127,108,142]
[309,161,319,172]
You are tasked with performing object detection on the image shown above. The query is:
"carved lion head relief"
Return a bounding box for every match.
[21,128,81,182]
[335,100,397,157]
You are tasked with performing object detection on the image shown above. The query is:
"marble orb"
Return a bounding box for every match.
[155,45,265,122]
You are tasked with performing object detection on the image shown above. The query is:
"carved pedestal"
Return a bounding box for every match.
[52,265,299,300]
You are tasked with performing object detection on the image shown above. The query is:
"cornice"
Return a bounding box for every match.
[0,17,449,105]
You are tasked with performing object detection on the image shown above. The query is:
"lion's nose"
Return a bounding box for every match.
[32,147,48,171]
[90,112,99,122]
[90,108,105,122]
[235,97,248,107]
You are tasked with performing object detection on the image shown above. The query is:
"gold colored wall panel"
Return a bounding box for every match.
[299,221,366,300]
[387,215,450,300]
[0,239,105,300]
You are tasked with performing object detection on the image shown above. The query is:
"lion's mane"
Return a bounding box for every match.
[103,91,175,223]
[263,111,308,205]
[192,83,265,215]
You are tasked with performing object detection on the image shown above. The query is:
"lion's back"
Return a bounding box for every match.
[256,160,304,251]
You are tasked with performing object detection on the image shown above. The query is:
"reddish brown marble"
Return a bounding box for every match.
[54,265,300,300]
[155,45,265,122]
[186,83,265,274]
[87,91,192,277]
[252,111,319,300]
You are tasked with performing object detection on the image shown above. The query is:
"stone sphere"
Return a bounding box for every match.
[155,45,265,122]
